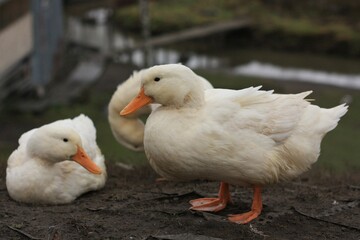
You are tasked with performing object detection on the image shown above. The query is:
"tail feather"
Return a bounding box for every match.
[323,104,348,132]
[299,103,348,137]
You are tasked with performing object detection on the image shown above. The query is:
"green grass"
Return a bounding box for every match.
[114,0,360,55]
[115,0,238,33]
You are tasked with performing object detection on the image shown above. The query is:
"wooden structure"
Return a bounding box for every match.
[0,0,64,107]
[136,19,251,49]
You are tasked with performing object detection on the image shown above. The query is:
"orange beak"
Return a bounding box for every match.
[120,86,153,116]
[72,146,102,175]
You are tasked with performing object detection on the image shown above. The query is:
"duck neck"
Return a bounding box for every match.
[181,90,205,108]
[36,157,56,167]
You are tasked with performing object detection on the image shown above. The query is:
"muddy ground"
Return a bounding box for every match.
[0,162,359,240]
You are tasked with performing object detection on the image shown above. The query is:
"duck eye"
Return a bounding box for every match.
[63,138,68,142]
[154,77,161,82]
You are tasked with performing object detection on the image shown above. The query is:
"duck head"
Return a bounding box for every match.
[120,64,204,116]
[27,125,102,174]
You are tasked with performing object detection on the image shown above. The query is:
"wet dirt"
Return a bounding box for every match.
[0,162,359,240]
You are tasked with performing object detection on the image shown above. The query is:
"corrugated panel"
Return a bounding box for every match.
[31,0,63,86]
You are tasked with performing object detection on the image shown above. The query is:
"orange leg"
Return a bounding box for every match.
[228,185,262,224]
[189,182,232,212]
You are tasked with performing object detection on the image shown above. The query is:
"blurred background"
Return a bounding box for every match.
[0,0,359,177]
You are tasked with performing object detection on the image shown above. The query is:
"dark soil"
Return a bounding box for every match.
[0,162,359,240]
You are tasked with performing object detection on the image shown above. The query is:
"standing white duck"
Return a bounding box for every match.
[6,114,107,204]
[108,67,213,151]
[120,64,348,224]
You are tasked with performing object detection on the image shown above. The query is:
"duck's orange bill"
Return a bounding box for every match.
[72,146,102,175]
[120,86,153,116]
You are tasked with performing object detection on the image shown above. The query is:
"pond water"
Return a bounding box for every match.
[66,8,360,90]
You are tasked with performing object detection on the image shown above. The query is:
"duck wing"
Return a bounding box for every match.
[205,86,312,144]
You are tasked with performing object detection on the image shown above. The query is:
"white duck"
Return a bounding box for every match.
[108,69,154,151]
[120,64,348,224]
[108,67,213,151]
[6,114,107,204]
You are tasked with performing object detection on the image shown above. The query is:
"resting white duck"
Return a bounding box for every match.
[108,69,155,151]
[6,114,107,204]
[108,67,213,151]
[120,64,348,224]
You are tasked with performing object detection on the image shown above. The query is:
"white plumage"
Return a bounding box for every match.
[120,64,348,224]
[6,114,107,204]
[108,69,154,151]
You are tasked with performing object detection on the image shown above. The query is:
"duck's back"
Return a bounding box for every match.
[205,87,312,143]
